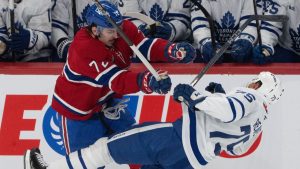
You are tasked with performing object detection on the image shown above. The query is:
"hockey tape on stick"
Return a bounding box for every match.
[190,14,288,87]
[189,0,217,54]
[92,0,160,80]
[123,12,157,35]
[72,0,78,34]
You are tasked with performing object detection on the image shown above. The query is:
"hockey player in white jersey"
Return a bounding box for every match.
[253,0,300,64]
[191,0,261,63]
[0,0,52,61]
[24,71,284,169]
[118,0,191,42]
[51,0,117,61]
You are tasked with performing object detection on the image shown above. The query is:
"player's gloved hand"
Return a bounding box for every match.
[9,25,38,51]
[231,34,254,62]
[0,37,8,55]
[138,23,151,37]
[57,38,72,61]
[205,82,226,94]
[173,84,206,109]
[200,38,222,63]
[252,44,274,65]
[165,42,196,63]
[137,70,172,94]
[155,21,175,41]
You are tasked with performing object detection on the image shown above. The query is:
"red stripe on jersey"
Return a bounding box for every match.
[62,116,70,154]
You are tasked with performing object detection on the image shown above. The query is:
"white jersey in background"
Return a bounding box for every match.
[277,0,300,55]
[182,87,267,167]
[0,0,52,61]
[51,0,117,47]
[191,0,259,48]
[118,0,191,41]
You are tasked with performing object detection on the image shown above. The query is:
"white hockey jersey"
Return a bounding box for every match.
[118,0,191,41]
[277,0,300,55]
[51,0,117,47]
[191,0,259,48]
[0,0,52,61]
[181,87,268,168]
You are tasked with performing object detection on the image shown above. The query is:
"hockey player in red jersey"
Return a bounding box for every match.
[48,0,196,157]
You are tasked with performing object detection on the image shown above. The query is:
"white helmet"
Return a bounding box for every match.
[250,71,284,105]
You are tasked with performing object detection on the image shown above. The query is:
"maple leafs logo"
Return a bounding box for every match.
[221,11,236,28]
[77,4,92,28]
[289,25,300,52]
[149,3,164,21]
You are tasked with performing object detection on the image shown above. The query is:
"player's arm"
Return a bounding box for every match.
[124,20,196,63]
[26,9,52,54]
[164,0,191,41]
[190,0,212,49]
[51,0,72,60]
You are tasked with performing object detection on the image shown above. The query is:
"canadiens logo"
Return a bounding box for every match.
[43,107,66,155]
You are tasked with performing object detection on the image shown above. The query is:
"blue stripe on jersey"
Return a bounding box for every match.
[226,97,237,123]
[52,19,69,27]
[210,131,242,139]
[52,23,69,36]
[165,18,189,29]
[53,94,89,116]
[66,155,74,169]
[229,97,245,119]
[188,108,208,165]
[240,15,251,21]
[138,38,154,58]
[78,150,87,169]
[191,16,208,23]
[260,26,280,38]
[96,66,122,86]
[64,65,101,85]
[192,25,207,32]
[165,13,190,22]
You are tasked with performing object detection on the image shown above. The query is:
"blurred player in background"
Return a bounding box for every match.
[118,0,192,42]
[0,0,52,61]
[30,0,195,165]
[25,71,284,169]
[51,0,118,61]
[191,0,261,63]
[253,0,300,64]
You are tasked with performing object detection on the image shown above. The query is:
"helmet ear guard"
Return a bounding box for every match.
[251,71,284,105]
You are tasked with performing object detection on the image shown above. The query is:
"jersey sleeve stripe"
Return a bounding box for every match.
[192,25,207,32]
[95,65,123,86]
[108,70,128,90]
[229,96,245,119]
[138,38,155,60]
[52,23,69,36]
[52,19,69,27]
[63,63,103,87]
[165,13,190,22]
[191,16,208,22]
[260,26,280,38]
[226,97,237,123]
[53,93,92,116]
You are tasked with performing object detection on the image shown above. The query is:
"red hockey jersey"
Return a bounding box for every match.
[51,20,170,120]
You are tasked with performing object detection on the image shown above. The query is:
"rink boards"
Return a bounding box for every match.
[0,63,299,169]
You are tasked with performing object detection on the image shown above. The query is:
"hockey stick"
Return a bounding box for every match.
[253,0,262,46]
[189,0,217,55]
[123,12,157,36]
[190,14,288,87]
[71,0,78,35]
[9,0,15,61]
[92,0,160,80]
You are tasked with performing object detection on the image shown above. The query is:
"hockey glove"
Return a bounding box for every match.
[173,84,206,110]
[137,70,172,94]
[10,26,38,51]
[231,34,254,62]
[200,38,222,63]
[205,82,226,94]
[155,21,175,41]
[138,23,151,37]
[165,42,196,63]
[252,44,274,65]
[57,38,72,61]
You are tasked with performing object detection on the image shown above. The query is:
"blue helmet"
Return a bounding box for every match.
[85,1,123,28]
